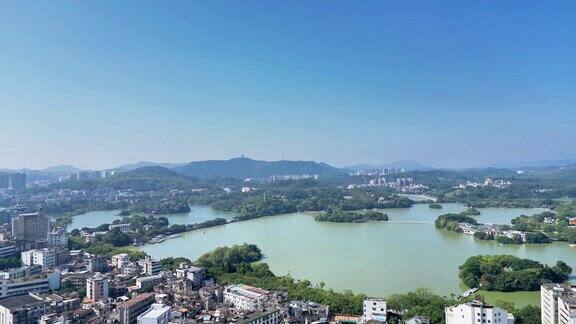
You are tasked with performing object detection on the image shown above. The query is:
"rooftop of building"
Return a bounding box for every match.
[364,297,386,302]
[446,300,500,311]
[17,212,43,217]
[138,303,171,319]
[226,284,269,299]
[542,283,576,293]
[235,307,281,324]
[117,292,155,309]
[558,292,576,305]
[184,265,205,272]
[0,294,44,310]
[136,274,164,281]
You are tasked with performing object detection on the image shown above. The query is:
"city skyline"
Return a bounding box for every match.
[1,1,575,170]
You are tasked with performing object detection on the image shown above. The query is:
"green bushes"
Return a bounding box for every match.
[459,255,572,291]
[435,213,478,232]
[428,203,442,209]
[315,210,388,223]
[193,244,366,314]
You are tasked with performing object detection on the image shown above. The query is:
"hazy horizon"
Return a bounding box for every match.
[2,1,575,170]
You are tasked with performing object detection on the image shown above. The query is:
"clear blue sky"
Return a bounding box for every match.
[1,1,575,170]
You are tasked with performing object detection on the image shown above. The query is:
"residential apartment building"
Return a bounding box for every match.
[0,271,60,298]
[11,212,49,248]
[236,307,282,324]
[0,245,17,258]
[112,253,131,269]
[363,297,387,323]
[110,223,132,233]
[558,294,576,324]
[117,292,156,324]
[87,255,108,273]
[141,256,162,276]
[47,228,68,248]
[542,283,576,324]
[135,274,165,292]
[223,284,269,311]
[0,173,9,189]
[0,265,42,280]
[445,300,514,324]
[21,248,56,268]
[8,173,26,192]
[86,273,109,303]
[0,294,45,324]
[175,264,206,287]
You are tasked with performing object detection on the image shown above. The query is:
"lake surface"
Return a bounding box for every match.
[125,203,573,307]
[67,206,234,230]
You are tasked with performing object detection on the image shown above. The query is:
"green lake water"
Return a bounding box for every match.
[67,205,233,230]
[72,204,575,307]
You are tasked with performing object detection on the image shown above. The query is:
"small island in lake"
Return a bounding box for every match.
[462,207,481,215]
[459,255,572,292]
[315,210,388,223]
[429,203,442,209]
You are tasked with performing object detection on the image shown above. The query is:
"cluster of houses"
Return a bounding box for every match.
[454,178,512,189]
[0,211,574,323]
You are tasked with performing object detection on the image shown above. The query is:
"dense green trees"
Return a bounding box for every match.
[83,241,146,260]
[0,256,21,270]
[524,232,551,244]
[435,213,478,232]
[130,200,191,215]
[193,244,366,314]
[459,255,572,291]
[161,257,192,271]
[387,288,456,324]
[428,203,442,209]
[194,243,264,275]
[494,301,541,324]
[462,207,481,216]
[314,210,388,223]
[101,227,132,247]
[473,231,493,240]
[210,187,412,221]
[510,208,575,243]
[496,235,523,244]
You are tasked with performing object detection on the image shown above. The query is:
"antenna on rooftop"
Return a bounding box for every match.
[281,150,285,161]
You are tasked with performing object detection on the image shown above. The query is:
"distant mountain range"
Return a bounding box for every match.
[114,161,187,172]
[5,157,576,182]
[172,157,346,179]
[345,159,435,171]
[483,159,576,170]
[3,158,344,180]
[42,165,83,175]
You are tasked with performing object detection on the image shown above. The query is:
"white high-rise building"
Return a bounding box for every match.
[141,256,162,275]
[542,283,566,324]
[21,248,56,268]
[86,273,109,303]
[47,228,68,248]
[111,253,130,269]
[558,294,576,324]
[445,300,514,324]
[363,297,387,323]
[0,270,60,298]
[540,283,576,324]
[542,283,576,324]
[223,284,269,310]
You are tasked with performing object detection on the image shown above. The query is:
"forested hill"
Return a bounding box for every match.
[52,166,200,191]
[171,157,346,179]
